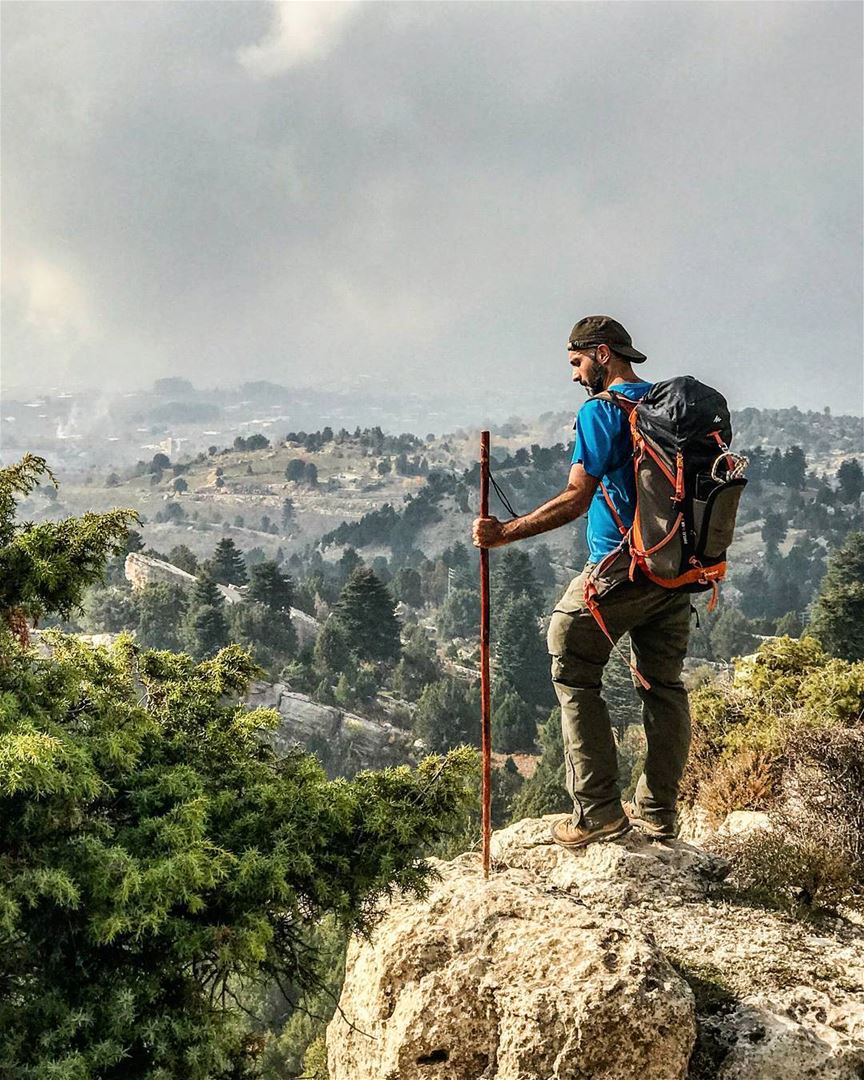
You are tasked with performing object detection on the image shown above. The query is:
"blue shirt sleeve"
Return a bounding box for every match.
[570,400,624,478]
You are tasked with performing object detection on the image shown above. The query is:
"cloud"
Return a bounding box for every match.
[237,1,359,78]
[1,1,860,415]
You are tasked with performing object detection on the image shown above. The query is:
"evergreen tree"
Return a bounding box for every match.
[491,548,543,611]
[135,582,188,650]
[185,574,230,659]
[782,445,807,489]
[228,599,296,671]
[493,594,551,708]
[438,586,478,639]
[761,511,788,549]
[509,709,571,820]
[332,568,401,666]
[209,537,248,586]
[390,626,441,701]
[392,566,423,608]
[338,547,363,586]
[491,685,538,753]
[0,461,476,1076]
[248,560,294,613]
[81,586,139,634]
[414,677,481,754]
[710,607,760,661]
[313,618,353,676]
[0,455,137,636]
[837,459,864,504]
[808,532,864,661]
[167,543,199,574]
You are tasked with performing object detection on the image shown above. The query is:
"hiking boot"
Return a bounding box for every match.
[550,814,631,850]
[625,802,678,841]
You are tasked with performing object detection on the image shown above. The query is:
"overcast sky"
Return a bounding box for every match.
[2,1,862,417]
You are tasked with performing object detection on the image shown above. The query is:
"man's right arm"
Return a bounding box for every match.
[472,463,599,548]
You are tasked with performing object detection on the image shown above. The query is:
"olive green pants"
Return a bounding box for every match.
[546,562,692,830]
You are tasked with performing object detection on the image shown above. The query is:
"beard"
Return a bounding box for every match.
[582,359,607,396]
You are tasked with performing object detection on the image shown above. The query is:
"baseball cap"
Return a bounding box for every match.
[568,315,647,363]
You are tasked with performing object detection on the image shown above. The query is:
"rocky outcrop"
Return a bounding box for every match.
[327,816,864,1079]
[124,551,320,644]
[125,551,197,591]
[247,681,418,776]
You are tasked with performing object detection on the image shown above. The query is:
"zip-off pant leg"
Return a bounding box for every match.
[547,567,691,829]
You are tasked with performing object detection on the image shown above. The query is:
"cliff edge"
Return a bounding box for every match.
[326,815,864,1080]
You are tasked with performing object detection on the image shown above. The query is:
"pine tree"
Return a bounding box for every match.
[493,594,552,708]
[185,574,230,659]
[135,582,188,650]
[209,537,248,586]
[491,685,538,753]
[808,532,864,661]
[509,709,571,820]
[332,568,401,666]
[414,677,481,754]
[248,561,294,613]
[491,548,543,611]
[837,459,864,504]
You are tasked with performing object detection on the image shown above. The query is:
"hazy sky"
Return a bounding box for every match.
[2,1,862,416]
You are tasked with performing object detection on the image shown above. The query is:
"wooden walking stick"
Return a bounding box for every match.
[479,430,492,878]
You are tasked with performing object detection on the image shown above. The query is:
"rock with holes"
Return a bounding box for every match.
[710,987,864,1079]
[326,851,696,1080]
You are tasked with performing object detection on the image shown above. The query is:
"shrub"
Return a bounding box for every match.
[717,727,864,915]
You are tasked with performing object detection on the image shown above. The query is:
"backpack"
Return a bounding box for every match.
[583,377,748,685]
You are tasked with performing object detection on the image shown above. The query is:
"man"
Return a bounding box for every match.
[472,315,691,849]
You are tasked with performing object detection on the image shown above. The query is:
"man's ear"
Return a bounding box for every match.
[596,344,611,365]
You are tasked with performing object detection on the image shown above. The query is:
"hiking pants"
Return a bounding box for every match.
[546,563,692,830]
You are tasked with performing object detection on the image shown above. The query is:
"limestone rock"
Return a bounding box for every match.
[717,810,772,838]
[329,817,864,1078]
[124,551,320,642]
[712,988,864,1079]
[247,681,416,775]
[327,853,696,1080]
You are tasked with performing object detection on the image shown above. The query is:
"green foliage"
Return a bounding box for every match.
[508,709,570,821]
[209,538,248,587]
[167,544,199,574]
[413,677,481,755]
[227,601,297,674]
[491,686,537,754]
[184,575,230,660]
[493,594,551,709]
[491,549,543,612]
[81,585,139,635]
[0,633,477,1076]
[437,586,477,639]
[717,728,864,914]
[682,636,864,815]
[709,607,760,662]
[836,459,864,504]
[248,561,294,614]
[135,582,189,651]
[390,628,442,702]
[0,455,138,627]
[331,568,401,668]
[808,532,864,661]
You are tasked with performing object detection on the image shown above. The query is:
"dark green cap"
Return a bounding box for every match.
[568,315,647,363]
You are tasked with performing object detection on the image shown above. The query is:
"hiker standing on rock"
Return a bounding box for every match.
[472,315,693,850]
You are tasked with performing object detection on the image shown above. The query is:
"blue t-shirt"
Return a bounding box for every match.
[571,381,653,562]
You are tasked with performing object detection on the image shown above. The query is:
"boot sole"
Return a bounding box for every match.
[551,819,632,850]
[629,816,677,841]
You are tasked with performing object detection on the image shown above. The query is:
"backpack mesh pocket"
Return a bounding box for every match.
[693,478,747,559]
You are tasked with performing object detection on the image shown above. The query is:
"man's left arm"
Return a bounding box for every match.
[472,463,599,549]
